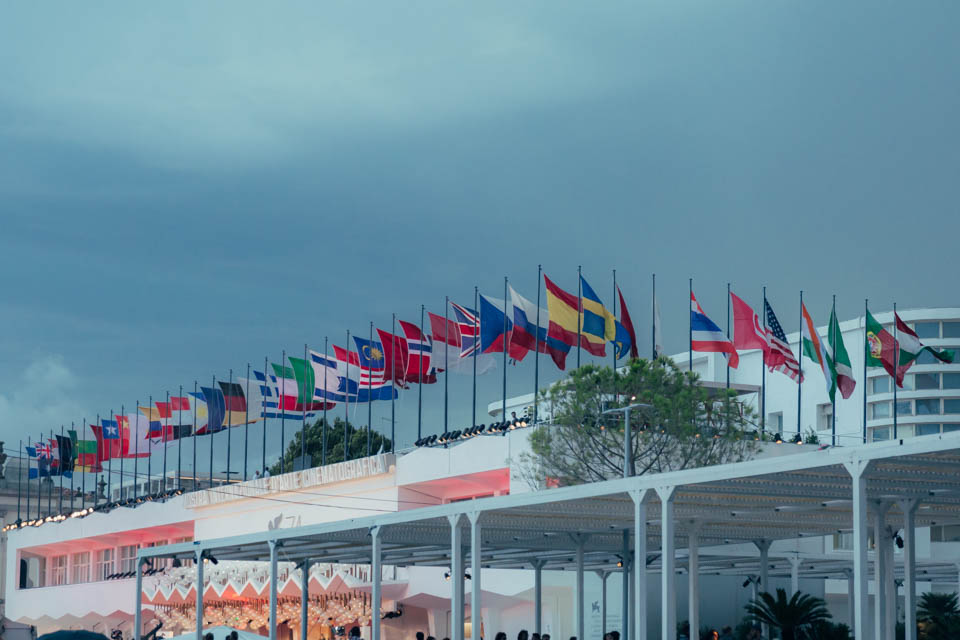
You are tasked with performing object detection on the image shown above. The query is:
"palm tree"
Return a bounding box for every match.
[744,589,831,640]
[917,592,960,640]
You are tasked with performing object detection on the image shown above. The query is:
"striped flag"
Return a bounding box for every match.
[690,291,739,368]
[801,303,837,401]
[764,300,803,383]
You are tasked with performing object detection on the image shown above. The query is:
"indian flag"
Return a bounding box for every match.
[801,303,839,402]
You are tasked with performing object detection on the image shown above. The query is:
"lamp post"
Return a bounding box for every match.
[602,402,652,478]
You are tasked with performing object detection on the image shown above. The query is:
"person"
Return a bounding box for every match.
[707,632,719,640]
[203,634,213,640]
[517,631,528,640]
[254,469,261,479]
[427,636,437,640]
[719,627,733,640]
[416,633,425,640]
[541,635,550,640]
[230,632,239,640]
[495,633,507,640]
[532,634,540,640]
[263,467,271,478]
[609,632,620,640]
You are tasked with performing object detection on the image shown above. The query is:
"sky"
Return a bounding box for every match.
[1,1,959,475]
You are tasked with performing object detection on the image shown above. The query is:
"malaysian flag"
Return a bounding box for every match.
[764,299,803,383]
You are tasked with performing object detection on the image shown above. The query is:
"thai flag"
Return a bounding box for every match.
[690,292,739,368]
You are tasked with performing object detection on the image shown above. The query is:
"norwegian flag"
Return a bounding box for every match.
[399,320,437,383]
[764,299,803,383]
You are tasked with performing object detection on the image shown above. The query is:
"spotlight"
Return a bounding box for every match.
[792,434,803,445]
[774,433,783,444]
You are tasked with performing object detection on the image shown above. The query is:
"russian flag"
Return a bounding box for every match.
[690,291,739,368]
[508,285,571,370]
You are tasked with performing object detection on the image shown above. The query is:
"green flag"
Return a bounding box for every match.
[827,307,856,399]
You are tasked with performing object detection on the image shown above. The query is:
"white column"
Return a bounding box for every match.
[269,541,280,640]
[576,536,585,640]
[633,490,649,640]
[656,486,676,640]
[195,549,205,640]
[449,515,465,640]
[622,529,630,640]
[884,531,896,640]
[874,502,891,640]
[789,558,801,595]
[845,569,855,637]
[900,500,917,640]
[687,528,699,640]
[754,540,771,640]
[301,557,312,640]
[135,557,144,640]
[533,559,545,635]
[372,527,383,640]
[469,513,482,640]
[597,571,609,639]
[845,460,871,640]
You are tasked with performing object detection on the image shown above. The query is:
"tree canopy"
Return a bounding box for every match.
[270,417,392,476]
[519,357,758,487]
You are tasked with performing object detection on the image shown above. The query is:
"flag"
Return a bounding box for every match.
[543,274,595,353]
[450,302,497,374]
[764,299,803,382]
[580,276,617,356]
[398,320,437,383]
[199,386,226,434]
[429,311,463,372]
[616,286,639,360]
[894,312,954,366]
[507,285,570,369]
[123,414,154,456]
[332,345,399,402]
[654,293,663,358]
[690,292,739,368]
[218,382,249,426]
[101,419,121,440]
[730,292,770,352]
[801,303,838,401]
[275,360,333,414]
[247,370,319,420]
[865,309,954,387]
[69,430,101,473]
[55,435,75,478]
[377,328,409,385]
[27,443,52,479]
[89,425,116,464]
[479,295,513,354]
[827,307,856,400]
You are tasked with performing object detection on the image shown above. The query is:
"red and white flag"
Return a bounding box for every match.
[399,320,437,383]
[731,292,771,352]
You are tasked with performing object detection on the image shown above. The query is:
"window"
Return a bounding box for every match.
[767,412,783,431]
[914,322,940,339]
[944,424,960,433]
[917,399,941,415]
[871,377,891,395]
[915,373,940,390]
[916,424,941,436]
[901,374,915,391]
[944,374,960,389]
[118,545,138,574]
[50,555,67,586]
[944,399,960,414]
[872,402,891,419]
[896,400,913,416]
[173,537,194,567]
[916,350,939,365]
[72,552,91,584]
[944,322,960,338]
[872,427,891,441]
[931,525,960,542]
[95,549,114,580]
[817,403,833,432]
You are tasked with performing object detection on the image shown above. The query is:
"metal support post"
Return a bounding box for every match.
[469,513,482,640]
[688,527,700,640]
[134,557,144,640]
[656,486,676,640]
[754,539,771,640]
[195,548,205,640]
[873,501,891,640]
[301,557,312,640]
[372,527,383,640]
[621,529,630,640]
[449,515,465,640]
[845,460,871,640]
[533,559,545,635]
[632,490,649,640]
[899,500,919,640]
[576,536,586,640]
[269,540,280,640]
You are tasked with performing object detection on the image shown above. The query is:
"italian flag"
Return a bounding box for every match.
[865,309,954,387]
[801,303,841,403]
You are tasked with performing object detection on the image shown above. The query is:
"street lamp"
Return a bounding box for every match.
[602,402,652,478]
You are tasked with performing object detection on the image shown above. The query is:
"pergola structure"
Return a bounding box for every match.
[137,434,960,640]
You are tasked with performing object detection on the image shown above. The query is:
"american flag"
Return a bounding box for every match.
[764,300,803,383]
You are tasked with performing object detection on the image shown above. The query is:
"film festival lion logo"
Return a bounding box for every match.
[867,331,883,359]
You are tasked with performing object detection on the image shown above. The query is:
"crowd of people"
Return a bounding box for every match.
[415,625,744,640]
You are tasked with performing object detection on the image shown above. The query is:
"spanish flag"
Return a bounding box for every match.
[544,273,616,357]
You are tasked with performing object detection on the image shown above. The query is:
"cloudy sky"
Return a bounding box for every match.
[2,2,958,474]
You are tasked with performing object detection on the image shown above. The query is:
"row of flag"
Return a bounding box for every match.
[691,289,954,404]
[26,271,639,476]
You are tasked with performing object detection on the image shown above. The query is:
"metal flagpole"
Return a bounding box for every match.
[243,365,250,481]
[82,420,87,509]
[367,322,373,456]
[652,273,657,359]
[69,422,74,511]
[502,276,508,421]
[534,268,542,424]
[831,294,837,447]
[192,381,198,492]
[577,266,582,368]
[302,344,308,467]
[17,439,22,522]
[323,338,329,465]
[726,283,731,390]
[207,378,214,489]
[261,358,267,475]
[344,331,350,461]
[163,391,170,492]
[58,425,64,515]
[48,428,53,514]
[133,404,140,500]
[893,302,899,440]
[93,415,99,508]
[178,384,185,488]
[148,394,154,494]
[106,415,113,505]
[689,278,693,372]
[797,291,803,437]
[473,287,478,428]
[418,307,424,441]
[863,299,869,444]
[761,287,767,435]
[225,370,232,485]
[612,269,617,373]
[280,352,286,474]
[118,407,125,502]
[444,298,449,435]
[391,316,396,453]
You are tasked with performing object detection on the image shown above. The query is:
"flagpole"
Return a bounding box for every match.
[192,381,198,492]
[148,394,154,494]
[577,266,582,368]
[323,337,329,465]
[862,299,868,444]
[36,430,42,518]
[242,369,249,482]
[261,358,267,475]
[726,283,731,391]
[163,390,170,492]
[761,287,767,437]
[25,440,32,520]
[93,415,99,509]
[207,378,214,489]
[48,428,54,514]
[81,420,87,510]
[58,425,64,515]
[502,276,508,422]
[179,383,186,488]
[473,287,479,427]
[226,370,233,484]
[444,297,450,436]
[302,344,308,468]
[688,278,693,372]
[612,269,617,374]
[17,439,22,522]
[797,292,803,438]
[831,295,837,447]
[652,273,657,359]
[391,315,397,452]
[344,331,350,461]
[119,405,125,502]
[70,423,74,511]
[106,415,113,505]
[418,307,424,441]
[893,302,898,440]
[280,351,286,474]
[368,322,373,456]
[133,404,140,500]
[534,267,542,424]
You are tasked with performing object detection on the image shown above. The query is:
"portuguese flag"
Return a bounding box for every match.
[865,308,954,387]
